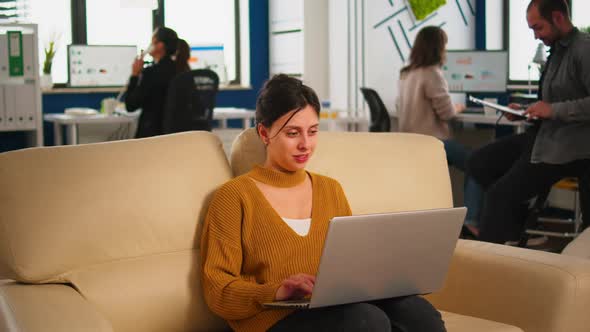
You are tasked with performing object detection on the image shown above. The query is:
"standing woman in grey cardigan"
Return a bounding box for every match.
[396,26,482,237]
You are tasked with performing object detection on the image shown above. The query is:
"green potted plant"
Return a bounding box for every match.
[42,41,56,76]
[581,26,590,34]
[40,33,60,90]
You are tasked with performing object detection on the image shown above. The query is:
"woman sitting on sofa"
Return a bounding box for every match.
[200,74,446,332]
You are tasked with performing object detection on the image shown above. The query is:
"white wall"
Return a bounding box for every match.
[330,0,476,113]
[329,0,349,110]
[485,0,503,50]
[270,0,329,101]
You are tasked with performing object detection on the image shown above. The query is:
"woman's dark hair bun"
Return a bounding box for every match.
[255,74,321,129]
[263,73,302,89]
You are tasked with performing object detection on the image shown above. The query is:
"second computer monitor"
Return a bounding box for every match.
[68,45,137,87]
[189,44,227,83]
[443,50,508,93]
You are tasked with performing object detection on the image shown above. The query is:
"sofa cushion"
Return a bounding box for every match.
[429,240,590,332]
[441,311,523,332]
[61,246,525,332]
[0,132,232,283]
[65,250,227,332]
[562,227,590,259]
[231,129,453,214]
[0,280,113,332]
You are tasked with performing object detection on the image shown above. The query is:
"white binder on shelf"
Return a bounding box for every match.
[0,35,8,81]
[22,34,35,80]
[15,84,36,129]
[4,85,17,130]
[0,85,5,129]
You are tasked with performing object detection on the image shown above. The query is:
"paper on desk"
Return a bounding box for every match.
[468,96,525,117]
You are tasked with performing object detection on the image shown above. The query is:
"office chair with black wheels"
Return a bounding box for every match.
[163,69,220,133]
[360,87,391,132]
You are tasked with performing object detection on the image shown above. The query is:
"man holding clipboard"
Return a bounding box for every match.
[466,0,590,244]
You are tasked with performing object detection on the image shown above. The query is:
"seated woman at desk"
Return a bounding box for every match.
[124,27,179,138]
[396,26,482,237]
[174,38,191,74]
[200,74,446,332]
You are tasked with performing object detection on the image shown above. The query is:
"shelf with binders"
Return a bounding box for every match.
[0,24,43,147]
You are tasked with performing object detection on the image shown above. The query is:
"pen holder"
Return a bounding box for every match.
[101,98,117,115]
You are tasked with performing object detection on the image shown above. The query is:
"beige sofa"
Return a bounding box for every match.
[1,130,590,332]
[563,227,590,259]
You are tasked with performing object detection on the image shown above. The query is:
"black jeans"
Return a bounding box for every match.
[466,130,590,244]
[267,296,445,332]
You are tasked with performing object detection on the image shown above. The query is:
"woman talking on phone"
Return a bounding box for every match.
[124,27,178,138]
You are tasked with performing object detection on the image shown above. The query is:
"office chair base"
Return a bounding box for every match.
[525,229,579,239]
[537,216,575,224]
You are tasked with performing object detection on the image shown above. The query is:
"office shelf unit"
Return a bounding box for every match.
[0,23,43,147]
[269,0,329,102]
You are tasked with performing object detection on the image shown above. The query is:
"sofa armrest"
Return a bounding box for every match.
[0,280,113,332]
[426,240,590,332]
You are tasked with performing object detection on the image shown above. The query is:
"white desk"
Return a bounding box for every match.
[389,109,530,134]
[44,107,256,145]
[215,108,368,132]
[215,108,369,131]
[214,108,255,129]
[322,111,369,132]
[454,112,529,133]
[44,113,139,145]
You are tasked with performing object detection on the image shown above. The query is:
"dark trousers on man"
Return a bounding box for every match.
[466,129,590,244]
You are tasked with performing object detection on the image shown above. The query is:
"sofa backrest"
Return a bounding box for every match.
[231,129,453,214]
[0,132,231,331]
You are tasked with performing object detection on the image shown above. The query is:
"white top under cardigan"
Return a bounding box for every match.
[281,217,311,236]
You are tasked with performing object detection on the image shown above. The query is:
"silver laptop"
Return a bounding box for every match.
[263,207,466,309]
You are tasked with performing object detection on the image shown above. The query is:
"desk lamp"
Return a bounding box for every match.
[528,43,547,94]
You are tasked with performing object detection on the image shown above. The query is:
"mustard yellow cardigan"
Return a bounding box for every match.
[200,165,352,332]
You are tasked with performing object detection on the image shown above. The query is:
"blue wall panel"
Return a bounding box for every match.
[475,0,486,50]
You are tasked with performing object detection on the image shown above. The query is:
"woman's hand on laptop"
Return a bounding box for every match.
[275,274,316,301]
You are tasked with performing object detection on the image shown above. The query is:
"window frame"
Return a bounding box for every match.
[59,0,242,87]
[505,0,573,86]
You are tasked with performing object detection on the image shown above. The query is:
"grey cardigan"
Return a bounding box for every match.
[532,28,590,164]
[396,65,456,140]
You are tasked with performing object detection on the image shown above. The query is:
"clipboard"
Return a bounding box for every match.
[468,96,526,117]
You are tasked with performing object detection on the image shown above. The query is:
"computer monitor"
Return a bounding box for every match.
[443,50,508,93]
[189,44,227,83]
[68,45,137,87]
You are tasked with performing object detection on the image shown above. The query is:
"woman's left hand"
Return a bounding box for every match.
[131,57,144,77]
[274,274,316,301]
